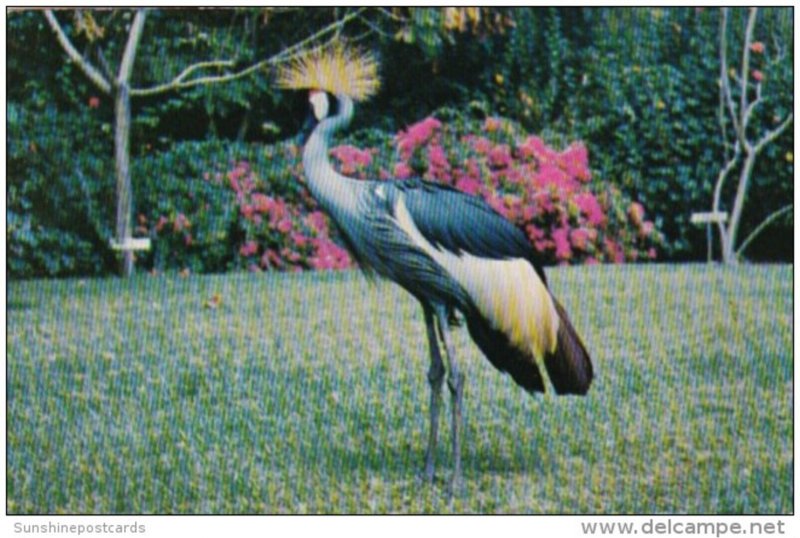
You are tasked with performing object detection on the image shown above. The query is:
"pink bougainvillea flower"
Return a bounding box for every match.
[265,198,289,227]
[88,96,100,109]
[240,204,255,221]
[488,144,513,169]
[558,143,592,182]
[751,69,764,82]
[647,247,657,259]
[522,205,537,222]
[154,215,168,233]
[604,238,625,264]
[394,162,413,179]
[640,220,655,237]
[397,117,442,159]
[526,224,545,241]
[519,135,558,164]
[533,191,555,214]
[290,232,308,248]
[276,217,293,234]
[173,213,191,232]
[240,241,258,257]
[534,163,574,192]
[251,193,273,214]
[552,227,572,260]
[750,41,765,54]
[306,211,328,234]
[309,238,352,270]
[486,194,511,219]
[470,136,493,155]
[227,162,252,195]
[331,145,373,175]
[427,144,450,171]
[455,177,482,195]
[261,249,283,269]
[281,247,302,263]
[570,228,590,251]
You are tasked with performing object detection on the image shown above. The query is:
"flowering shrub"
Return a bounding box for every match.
[144,164,352,274]
[225,161,352,272]
[331,114,661,265]
[141,113,660,274]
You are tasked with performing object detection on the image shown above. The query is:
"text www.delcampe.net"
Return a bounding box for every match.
[581,519,787,537]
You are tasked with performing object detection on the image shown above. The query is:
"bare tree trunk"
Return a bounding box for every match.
[113,10,147,277]
[114,84,135,276]
[722,149,756,264]
[713,7,792,265]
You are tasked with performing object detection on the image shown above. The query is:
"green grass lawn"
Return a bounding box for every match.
[6,264,793,514]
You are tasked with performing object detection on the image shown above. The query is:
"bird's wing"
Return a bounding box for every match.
[346,182,472,306]
[395,179,548,286]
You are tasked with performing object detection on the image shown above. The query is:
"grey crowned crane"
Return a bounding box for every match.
[278,45,593,486]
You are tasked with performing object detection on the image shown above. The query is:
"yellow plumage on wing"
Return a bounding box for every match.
[276,43,380,101]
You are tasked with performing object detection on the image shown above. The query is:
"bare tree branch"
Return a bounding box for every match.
[96,47,116,82]
[131,59,265,97]
[743,81,762,125]
[736,204,793,259]
[755,113,793,153]
[117,9,147,84]
[43,9,112,94]
[719,9,742,143]
[769,34,786,66]
[711,143,740,247]
[738,8,758,138]
[377,7,407,22]
[129,6,368,98]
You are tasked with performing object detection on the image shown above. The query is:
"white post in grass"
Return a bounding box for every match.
[110,237,152,264]
[691,211,728,263]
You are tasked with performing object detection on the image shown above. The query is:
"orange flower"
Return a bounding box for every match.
[750,41,765,54]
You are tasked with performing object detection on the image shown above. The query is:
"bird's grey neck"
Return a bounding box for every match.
[302,95,361,216]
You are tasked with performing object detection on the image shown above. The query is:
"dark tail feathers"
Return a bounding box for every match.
[465,298,593,396]
[544,298,593,395]
[466,311,546,394]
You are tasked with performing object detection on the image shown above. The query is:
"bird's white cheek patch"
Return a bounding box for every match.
[309,91,329,121]
[393,197,559,359]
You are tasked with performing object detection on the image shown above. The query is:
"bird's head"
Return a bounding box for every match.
[298,90,334,143]
[277,43,378,143]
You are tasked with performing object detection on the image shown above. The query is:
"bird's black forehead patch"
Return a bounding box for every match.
[326,92,340,116]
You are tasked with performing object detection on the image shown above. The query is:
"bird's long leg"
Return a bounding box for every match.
[423,305,445,482]
[434,305,465,490]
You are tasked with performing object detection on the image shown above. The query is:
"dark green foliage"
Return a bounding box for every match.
[132,140,305,274]
[6,7,794,279]
[485,8,792,259]
[7,103,115,277]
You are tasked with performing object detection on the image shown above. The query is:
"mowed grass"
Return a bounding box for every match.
[6,264,793,514]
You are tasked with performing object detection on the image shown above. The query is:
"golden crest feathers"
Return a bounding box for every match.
[276,43,380,101]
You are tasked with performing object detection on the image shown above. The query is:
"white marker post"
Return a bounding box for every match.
[110,237,152,267]
[690,211,728,263]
